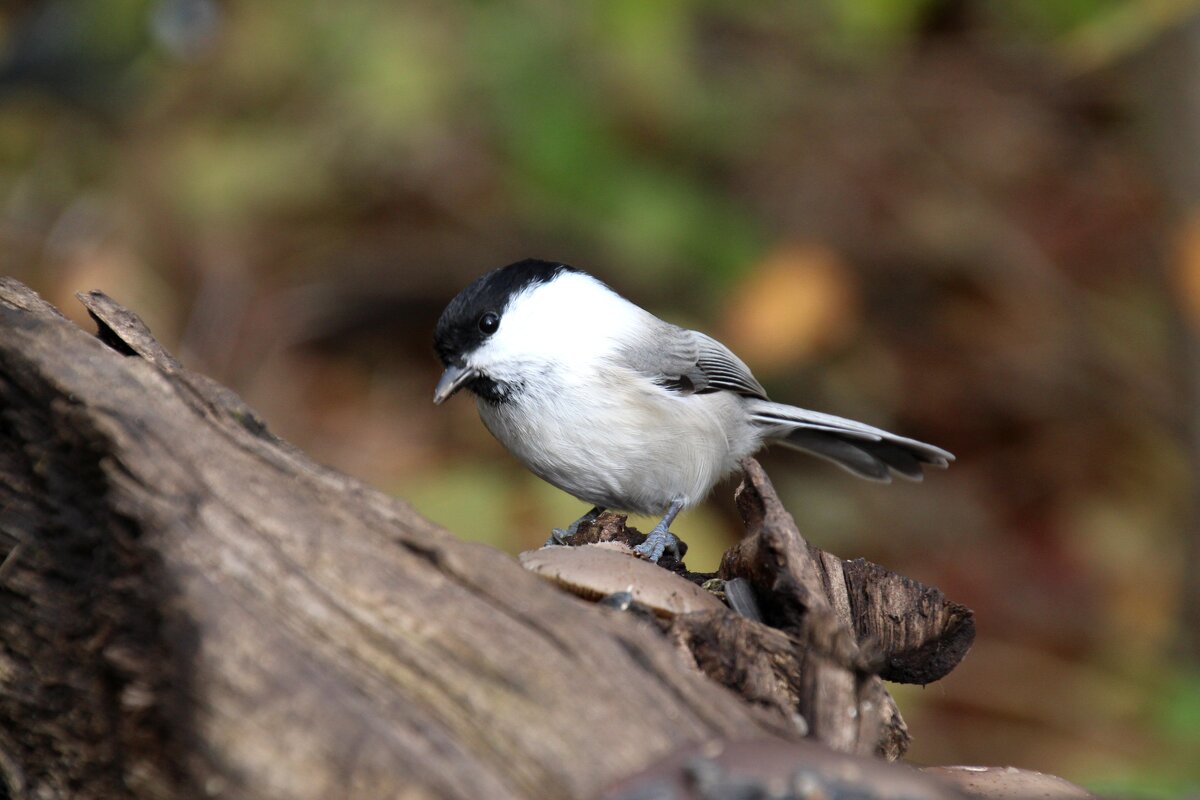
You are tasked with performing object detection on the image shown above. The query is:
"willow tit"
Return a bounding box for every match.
[434,259,953,563]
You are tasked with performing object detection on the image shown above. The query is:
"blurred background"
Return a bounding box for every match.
[2,0,1199,794]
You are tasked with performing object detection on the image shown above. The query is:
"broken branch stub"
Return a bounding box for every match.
[665,457,974,759]
[722,458,975,686]
[523,460,973,762]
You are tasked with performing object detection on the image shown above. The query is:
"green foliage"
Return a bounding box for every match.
[465,2,764,284]
[1155,668,1200,746]
[994,0,1129,38]
[1069,666,1200,797]
[400,463,515,548]
[827,0,940,47]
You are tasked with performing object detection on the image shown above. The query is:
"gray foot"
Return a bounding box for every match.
[633,527,680,563]
[633,498,685,563]
[543,506,604,548]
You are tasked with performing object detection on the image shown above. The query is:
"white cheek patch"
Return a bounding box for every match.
[477,272,646,376]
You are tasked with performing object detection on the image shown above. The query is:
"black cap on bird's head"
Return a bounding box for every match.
[433,259,578,403]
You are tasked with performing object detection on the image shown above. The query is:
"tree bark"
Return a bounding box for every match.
[0,280,789,800]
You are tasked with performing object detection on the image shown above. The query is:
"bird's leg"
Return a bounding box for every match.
[633,498,685,563]
[545,506,605,547]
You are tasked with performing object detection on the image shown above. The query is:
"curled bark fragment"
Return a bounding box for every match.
[841,559,975,685]
[722,458,975,686]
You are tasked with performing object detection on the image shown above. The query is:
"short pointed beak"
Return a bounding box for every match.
[433,364,478,404]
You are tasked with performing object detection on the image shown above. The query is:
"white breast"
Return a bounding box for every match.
[478,366,761,515]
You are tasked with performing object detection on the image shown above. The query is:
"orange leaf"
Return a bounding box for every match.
[1172,211,1200,331]
[723,244,860,371]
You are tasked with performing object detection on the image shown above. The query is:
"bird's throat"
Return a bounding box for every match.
[469,374,518,405]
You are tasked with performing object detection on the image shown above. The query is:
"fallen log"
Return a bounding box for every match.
[0,280,974,800]
[0,281,788,800]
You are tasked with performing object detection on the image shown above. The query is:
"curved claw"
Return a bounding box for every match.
[544,506,604,548]
[544,529,570,547]
[633,529,679,564]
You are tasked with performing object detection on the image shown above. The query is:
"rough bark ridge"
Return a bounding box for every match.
[0,281,790,800]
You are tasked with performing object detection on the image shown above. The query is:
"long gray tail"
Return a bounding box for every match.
[747,400,954,482]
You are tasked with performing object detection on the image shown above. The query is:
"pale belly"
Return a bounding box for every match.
[477,379,759,515]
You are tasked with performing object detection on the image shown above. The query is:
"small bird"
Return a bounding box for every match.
[433,259,953,563]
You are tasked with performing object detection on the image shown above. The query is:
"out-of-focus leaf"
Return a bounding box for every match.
[1055,0,1200,74]
[593,0,690,112]
[722,244,860,371]
[827,0,939,48]
[166,126,330,223]
[401,463,515,549]
[467,2,762,285]
[1171,210,1200,331]
[998,0,1126,38]
[1155,669,1200,744]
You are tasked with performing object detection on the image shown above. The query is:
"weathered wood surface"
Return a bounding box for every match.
[603,739,971,800]
[0,280,794,800]
[0,279,977,800]
[527,460,974,764]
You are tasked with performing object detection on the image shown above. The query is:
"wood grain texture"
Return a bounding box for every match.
[0,279,792,800]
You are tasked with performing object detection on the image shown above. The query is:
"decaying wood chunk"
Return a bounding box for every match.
[840,558,975,685]
[536,459,973,761]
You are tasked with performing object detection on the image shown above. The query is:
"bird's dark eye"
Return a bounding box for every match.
[478,312,500,335]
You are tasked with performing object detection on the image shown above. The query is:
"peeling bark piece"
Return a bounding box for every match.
[723,458,974,686]
[721,577,763,622]
[602,739,970,800]
[519,544,725,617]
[840,559,975,685]
[77,289,183,370]
[923,766,1097,799]
[720,458,879,674]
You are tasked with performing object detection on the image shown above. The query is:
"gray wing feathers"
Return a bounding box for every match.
[623,324,767,399]
[750,400,953,482]
[691,332,768,398]
[622,321,952,482]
